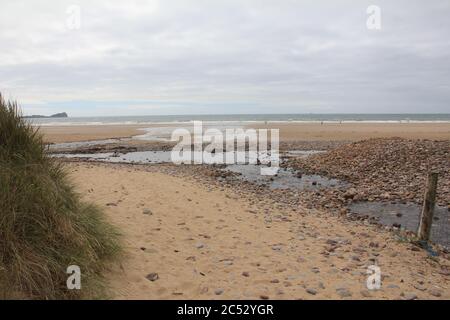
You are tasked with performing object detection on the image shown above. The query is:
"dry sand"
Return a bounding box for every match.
[248,123,450,141]
[70,162,449,300]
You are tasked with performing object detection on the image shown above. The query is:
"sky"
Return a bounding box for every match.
[0,0,449,116]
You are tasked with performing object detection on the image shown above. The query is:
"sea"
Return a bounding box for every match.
[29,113,450,126]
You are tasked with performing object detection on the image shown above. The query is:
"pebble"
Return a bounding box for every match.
[360,290,372,298]
[214,288,224,295]
[270,279,279,283]
[306,288,317,295]
[413,284,427,291]
[242,271,250,277]
[429,289,442,297]
[336,288,352,298]
[143,208,152,215]
[260,295,269,300]
[146,273,159,282]
[401,292,417,300]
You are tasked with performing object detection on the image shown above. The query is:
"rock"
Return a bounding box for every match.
[214,288,224,295]
[326,239,338,246]
[413,284,427,291]
[242,271,250,277]
[360,290,372,298]
[429,289,442,297]
[306,288,317,295]
[270,279,279,283]
[259,295,269,300]
[401,292,417,300]
[272,245,282,251]
[196,243,205,249]
[146,273,159,281]
[311,267,320,274]
[336,287,352,298]
[387,284,400,289]
[143,208,153,215]
[344,188,357,200]
[105,202,117,206]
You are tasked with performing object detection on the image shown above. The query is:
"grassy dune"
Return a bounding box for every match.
[0,95,121,299]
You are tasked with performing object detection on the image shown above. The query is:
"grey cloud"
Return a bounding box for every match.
[0,0,449,115]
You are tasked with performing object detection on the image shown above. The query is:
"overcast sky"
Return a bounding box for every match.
[0,0,449,116]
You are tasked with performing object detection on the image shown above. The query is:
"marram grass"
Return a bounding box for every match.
[0,94,122,299]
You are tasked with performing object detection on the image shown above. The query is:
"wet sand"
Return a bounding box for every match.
[40,122,450,144]
[39,125,149,143]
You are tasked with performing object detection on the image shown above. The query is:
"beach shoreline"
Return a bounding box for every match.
[47,122,450,299]
[40,122,450,143]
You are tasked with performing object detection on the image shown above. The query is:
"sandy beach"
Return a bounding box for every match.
[249,122,450,141]
[40,122,450,144]
[70,162,449,299]
[39,125,149,143]
[39,122,450,299]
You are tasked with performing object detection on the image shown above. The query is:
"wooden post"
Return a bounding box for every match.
[417,172,438,242]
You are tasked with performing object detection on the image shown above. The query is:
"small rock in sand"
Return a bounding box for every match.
[242,271,250,277]
[306,288,317,295]
[146,273,159,282]
[429,289,442,297]
[215,288,224,295]
[360,290,372,298]
[336,287,352,298]
[401,292,417,300]
[143,208,153,215]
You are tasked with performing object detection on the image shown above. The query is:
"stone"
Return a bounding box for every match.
[429,289,442,297]
[214,288,224,295]
[306,288,317,295]
[413,284,427,291]
[336,288,352,298]
[105,202,117,206]
[401,292,417,300]
[143,208,152,215]
[270,279,279,283]
[242,271,250,277]
[146,273,159,282]
[360,290,372,298]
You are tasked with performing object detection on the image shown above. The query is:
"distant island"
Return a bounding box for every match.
[23,112,68,119]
